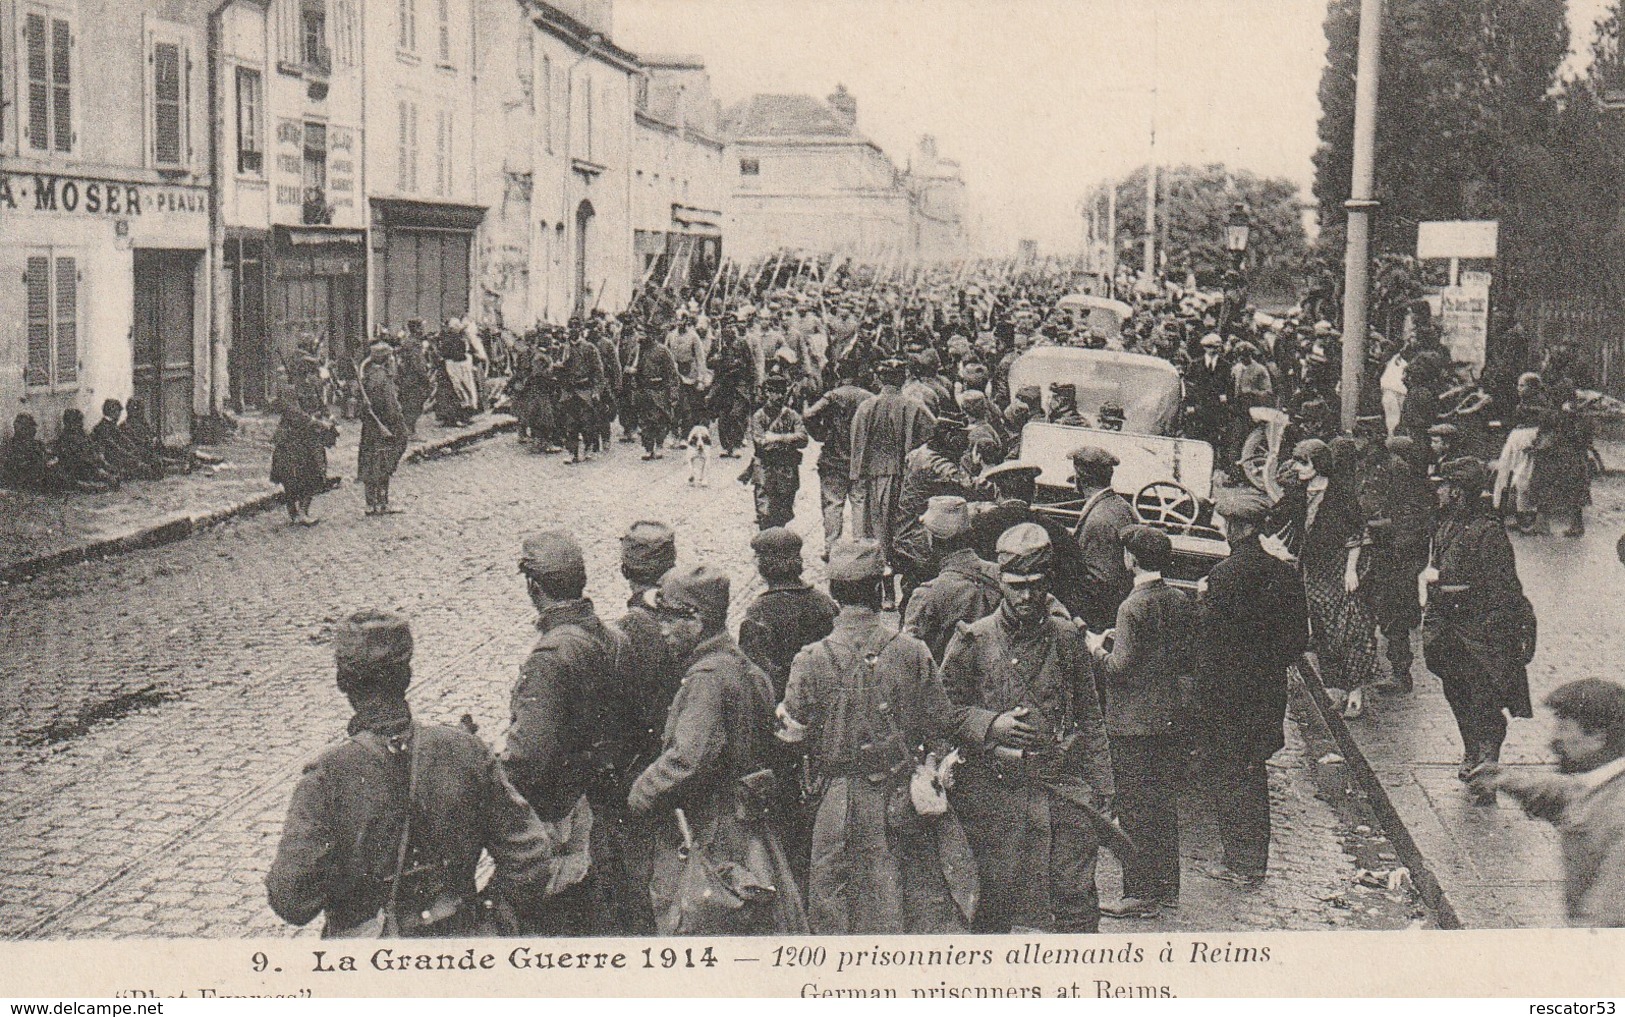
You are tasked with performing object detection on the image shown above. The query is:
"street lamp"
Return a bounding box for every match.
[1224,203,1251,268]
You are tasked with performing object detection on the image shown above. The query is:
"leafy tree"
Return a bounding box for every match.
[1091,163,1309,296]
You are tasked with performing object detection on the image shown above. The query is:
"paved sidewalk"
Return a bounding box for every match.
[1318,455,1625,928]
[0,412,512,584]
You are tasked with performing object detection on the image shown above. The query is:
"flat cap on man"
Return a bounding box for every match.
[827,538,884,582]
[654,564,730,625]
[983,459,1043,486]
[334,609,414,671]
[1201,333,1223,348]
[621,521,676,577]
[1015,384,1042,404]
[519,530,586,582]
[996,522,1052,582]
[1098,401,1126,421]
[1069,445,1120,474]
[1119,524,1173,570]
[921,495,972,539]
[1435,456,1490,491]
[751,526,803,560]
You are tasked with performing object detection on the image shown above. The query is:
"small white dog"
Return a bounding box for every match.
[685,424,713,486]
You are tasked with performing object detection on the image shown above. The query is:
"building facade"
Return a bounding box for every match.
[214,0,368,411]
[631,54,724,296]
[0,0,216,443]
[722,86,915,262]
[907,134,967,262]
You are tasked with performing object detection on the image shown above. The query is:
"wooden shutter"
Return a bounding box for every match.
[25,13,47,150]
[236,67,263,174]
[50,16,70,152]
[407,102,419,192]
[24,257,51,388]
[437,0,450,62]
[54,257,77,385]
[153,41,182,165]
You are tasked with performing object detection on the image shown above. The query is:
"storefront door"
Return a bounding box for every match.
[379,228,470,331]
[132,249,197,443]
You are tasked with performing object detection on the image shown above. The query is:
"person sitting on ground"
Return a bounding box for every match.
[120,397,205,473]
[91,399,164,481]
[51,408,119,492]
[1,413,58,492]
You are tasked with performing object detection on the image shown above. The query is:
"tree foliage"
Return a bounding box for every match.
[1311,0,1625,315]
[1090,162,1308,292]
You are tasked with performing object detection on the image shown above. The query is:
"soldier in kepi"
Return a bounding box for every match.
[776,538,979,934]
[940,522,1116,934]
[744,375,809,530]
[266,610,556,938]
[357,335,410,517]
[502,531,632,935]
[628,565,809,935]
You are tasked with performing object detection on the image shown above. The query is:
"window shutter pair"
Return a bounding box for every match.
[24,255,78,389]
[25,12,73,153]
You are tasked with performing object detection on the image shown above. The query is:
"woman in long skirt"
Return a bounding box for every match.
[1271,438,1383,718]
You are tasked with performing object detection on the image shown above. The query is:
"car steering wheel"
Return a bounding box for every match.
[1133,481,1201,534]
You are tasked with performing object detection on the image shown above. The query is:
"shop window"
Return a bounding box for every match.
[236,67,264,174]
[24,253,78,390]
[24,8,75,154]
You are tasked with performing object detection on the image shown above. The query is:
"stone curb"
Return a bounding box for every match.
[0,419,514,588]
[1293,657,1464,930]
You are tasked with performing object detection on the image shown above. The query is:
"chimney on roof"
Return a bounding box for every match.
[827,84,856,127]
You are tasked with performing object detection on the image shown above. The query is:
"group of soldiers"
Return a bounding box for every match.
[262,254,1574,938]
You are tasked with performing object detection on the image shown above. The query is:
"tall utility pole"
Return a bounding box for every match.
[1340,0,1383,431]
[1107,183,1118,293]
[1143,0,1159,281]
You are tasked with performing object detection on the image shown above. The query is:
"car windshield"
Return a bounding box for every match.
[1008,347,1182,434]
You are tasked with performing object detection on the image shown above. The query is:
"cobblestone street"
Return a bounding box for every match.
[2,432,1419,939]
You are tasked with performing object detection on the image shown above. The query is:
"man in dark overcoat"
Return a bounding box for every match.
[1196,493,1309,884]
[357,337,410,516]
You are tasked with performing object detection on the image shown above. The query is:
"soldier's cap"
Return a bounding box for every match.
[996,522,1052,583]
[518,530,587,582]
[983,459,1043,487]
[1119,524,1173,570]
[1215,488,1271,527]
[1069,445,1120,474]
[1050,381,1077,395]
[651,564,730,625]
[1015,384,1043,403]
[751,526,803,560]
[1385,435,1423,463]
[1201,332,1223,348]
[1313,320,1335,335]
[912,348,941,370]
[621,520,676,578]
[921,495,972,539]
[827,538,884,581]
[1434,456,1490,490]
[1098,401,1126,420]
[1427,421,1459,437]
[333,609,414,672]
[368,336,394,353]
[959,362,989,385]
[1233,341,1258,357]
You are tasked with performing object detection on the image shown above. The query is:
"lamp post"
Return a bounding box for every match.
[1224,202,1252,272]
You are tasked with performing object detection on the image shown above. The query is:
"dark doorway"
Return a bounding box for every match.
[379,228,471,331]
[225,234,269,411]
[132,249,198,443]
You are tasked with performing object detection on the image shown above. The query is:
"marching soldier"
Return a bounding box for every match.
[903,495,1004,663]
[559,322,606,465]
[940,523,1115,933]
[628,322,680,461]
[802,359,874,557]
[746,375,809,530]
[849,358,936,608]
[267,611,555,937]
[357,336,409,517]
[776,538,978,934]
[503,531,630,934]
[629,565,810,935]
